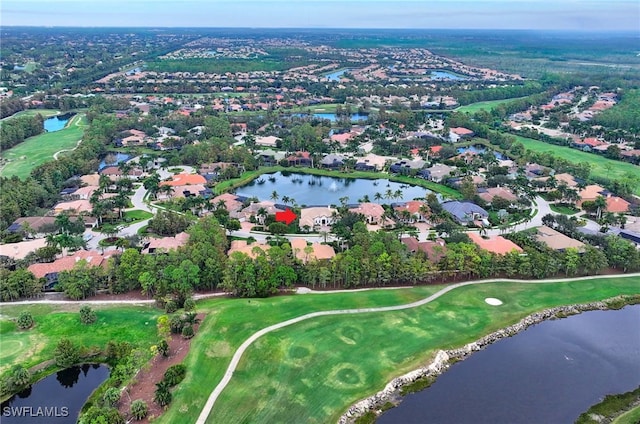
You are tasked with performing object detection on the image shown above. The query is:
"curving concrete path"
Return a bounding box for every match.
[195,272,640,424]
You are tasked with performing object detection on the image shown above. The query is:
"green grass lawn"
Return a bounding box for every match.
[123,209,153,222]
[0,109,61,122]
[613,405,640,424]
[456,97,528,113]
[214,166,462,199]
[510,134,640,195]
[550,203,580,215]
[0,304,159,376]
[0,114,88,179]
[156,276,640,424]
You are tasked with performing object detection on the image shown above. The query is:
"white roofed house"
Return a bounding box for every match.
[299,207,337,232]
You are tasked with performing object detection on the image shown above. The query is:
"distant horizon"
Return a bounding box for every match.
[2,26,638,35]
[2,1,638,32]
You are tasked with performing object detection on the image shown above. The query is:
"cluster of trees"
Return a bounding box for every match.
[594,89,640,134]
[0,114,44,150]
[0,98,24,119]
[453,82,545,106]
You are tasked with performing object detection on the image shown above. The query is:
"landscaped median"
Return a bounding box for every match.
[154,275,640,424]
[213,166,462,199]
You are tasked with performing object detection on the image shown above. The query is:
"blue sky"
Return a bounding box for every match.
[2,0,639,31]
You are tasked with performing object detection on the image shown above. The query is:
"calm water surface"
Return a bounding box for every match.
[378,306,640,424]
[236,172,432,206]
[1,364,109,423]
[43,117,68,132]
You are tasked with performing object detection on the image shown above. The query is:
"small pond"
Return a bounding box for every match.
[236,172,432,206]
[1,364,110,423]
[428,70,468,80]
[378,305,640,424]
[43,117,69,132]
[98,153,131,171]
[324,69,351,81]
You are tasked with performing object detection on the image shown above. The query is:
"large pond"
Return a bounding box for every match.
[291,112,369,122]
[236,172,432,206]
[1,364,110,423]
[378,305,640,424]
[43,116,69,132]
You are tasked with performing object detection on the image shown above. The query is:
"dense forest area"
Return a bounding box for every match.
[594,89,640,132]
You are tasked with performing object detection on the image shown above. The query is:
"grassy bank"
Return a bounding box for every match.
[576,386,640,424]
[214,166,462,199]
[0,114,88,179]
[156,276,639,424]
[0,303,159,375]
[510,134,640,195]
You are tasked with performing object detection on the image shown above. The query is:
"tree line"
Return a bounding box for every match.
[0,114,44,150]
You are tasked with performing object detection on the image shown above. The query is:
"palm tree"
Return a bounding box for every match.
[594,195,607,220]
[374,192,383,203]
[256,207,268,225]
[270,191,279,202]
[281,195,291,205]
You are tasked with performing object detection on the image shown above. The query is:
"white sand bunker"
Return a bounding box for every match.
[485,298,503,306]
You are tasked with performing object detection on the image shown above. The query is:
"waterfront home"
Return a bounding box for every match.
[320,153,345,169]
[425,164,456,183]
[349,203,385,225]
[449,127,475,143]
[299,207,337,231]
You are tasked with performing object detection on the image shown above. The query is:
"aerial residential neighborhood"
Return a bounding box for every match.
[0,7,639,424]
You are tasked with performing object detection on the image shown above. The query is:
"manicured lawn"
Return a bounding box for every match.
[0,109,61,121]
[0,114,88,179]
[157,276,640,424]
[214,166,462,199]
[0,304,159,375]
[456,97,528,113]
[550,203,580,215]
[123,209,154,223]
[510,134,640,195]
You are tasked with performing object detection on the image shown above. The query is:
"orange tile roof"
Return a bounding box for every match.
[28,250,109,278]
[606,196,630,213]
[468,233,523,255]
[161,174,207,187]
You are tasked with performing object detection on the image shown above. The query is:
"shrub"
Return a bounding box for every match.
[157,339,169,357]
[169,315,184,334]
[183,312,199,325]
[78,406,124,424]
[17,312,34,330]
[154,382,172,407]
[130,399,149,421]
[54,338,79,368]
[183,298,196,312]
[8,365,30,391]
[103,387,121,407]
[181,324,194,339]
[79,305,97,325]
[164,300,177,314]
[162,364,186,387]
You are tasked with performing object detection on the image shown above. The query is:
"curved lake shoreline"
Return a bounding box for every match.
[1,364,109,423]
[339,297,640,424]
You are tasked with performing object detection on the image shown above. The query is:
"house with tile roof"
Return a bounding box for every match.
[227,240,270,259]
[160,173,207,187]
[349,203,385,225]
[468,233,523,255]
[290,238,335,263]
[400,237,447,262]
[28,250,112,290]
[535,226,585,252]
[394,201,429,223]
[299,207,337,231]
[142,232,190,254]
